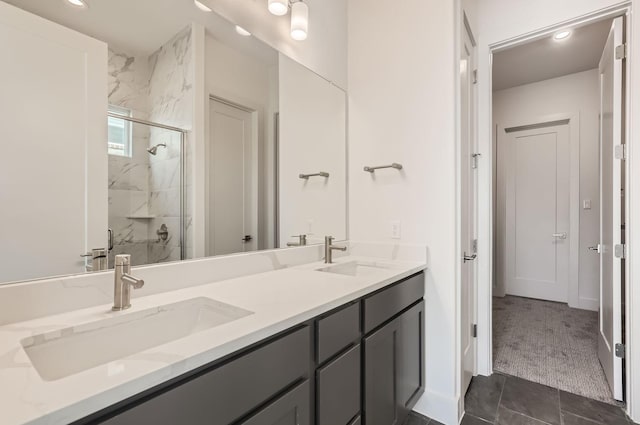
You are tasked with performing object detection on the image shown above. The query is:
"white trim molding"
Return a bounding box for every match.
[476,2,638,421]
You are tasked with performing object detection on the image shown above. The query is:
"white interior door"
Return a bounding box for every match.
[597,16,624,402]
[208,98,257,256]
[461,23,477,394]
[0,2,107,283]
[502,123,570,302]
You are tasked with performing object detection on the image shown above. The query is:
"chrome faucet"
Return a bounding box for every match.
[112,254,145,311]
[324,236,347,264]
[287,234,308,247]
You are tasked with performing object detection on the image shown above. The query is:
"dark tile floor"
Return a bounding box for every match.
[404,373,638,425]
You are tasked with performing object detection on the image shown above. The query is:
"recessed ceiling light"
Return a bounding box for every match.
[268,0,289,16]
[235,26,251,37]
[194,0,212,12]
[554,30,572,41]
[66,0,87,8]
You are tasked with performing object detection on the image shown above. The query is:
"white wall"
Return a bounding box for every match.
[348,0,459,423]
[476,0,640,420]
[278,54,347,245]
[0,2,108,283]
[493,69,601,310]
[202,0,347,90]
[204,34,278,251]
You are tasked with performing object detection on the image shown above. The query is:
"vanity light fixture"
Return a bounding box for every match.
[268,0,289,16]
[66,0,87,8]
[290,0,309,41]
[267,0,310,41]
[235,26,252,36]
[553,30,572,41]
[194,0,212,12]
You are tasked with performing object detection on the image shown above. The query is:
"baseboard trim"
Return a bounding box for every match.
[578,297,598,311]
[412,389,460,425]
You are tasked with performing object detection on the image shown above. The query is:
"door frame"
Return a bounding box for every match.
[205,94,260,256]
[460,11,478,399]
[475,2,636,418]
[495,113,580,306]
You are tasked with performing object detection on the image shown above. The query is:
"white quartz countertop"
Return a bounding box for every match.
[0,255,426,425]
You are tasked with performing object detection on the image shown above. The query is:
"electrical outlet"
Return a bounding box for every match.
[391,221,401,239]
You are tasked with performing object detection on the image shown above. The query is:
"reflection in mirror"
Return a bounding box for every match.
[107,115,185,267]
[0,0,347,285]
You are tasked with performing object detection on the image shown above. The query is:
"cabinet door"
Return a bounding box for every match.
[241,380,310,425]
[363,301,425,425]
[397,301,425,415]
[364,319,399,425]
[317,344,361,425]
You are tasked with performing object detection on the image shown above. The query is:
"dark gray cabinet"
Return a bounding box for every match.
[316,302,360,364]
[316,344,361,425]
[363,273,425,425]
[241,380,310,425]
[99,326,311,425]
[78,272,425,425]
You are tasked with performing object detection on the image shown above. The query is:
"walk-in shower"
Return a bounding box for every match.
[147,143,167,155]
[107,112,186,267]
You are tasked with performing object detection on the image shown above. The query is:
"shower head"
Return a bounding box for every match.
[147,143,166,155]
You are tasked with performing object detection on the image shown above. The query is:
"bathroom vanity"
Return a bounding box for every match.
[0,246,427,425]
[75,272,424,425]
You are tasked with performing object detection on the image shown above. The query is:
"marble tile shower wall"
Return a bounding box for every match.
[106,25,193,266]
[108,47,152,266]
[147,26,194,263]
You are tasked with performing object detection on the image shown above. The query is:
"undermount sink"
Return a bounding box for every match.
[21,297,253,381]
[316,260,398,277]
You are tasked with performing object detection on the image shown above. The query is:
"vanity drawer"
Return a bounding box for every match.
[316,302,360,364]
[240,380,310,425]
[100,326,311,425]
[363,272,424,333]
[316,344,361,425]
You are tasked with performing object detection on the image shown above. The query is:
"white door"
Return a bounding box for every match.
[597,16,625,402]
[0,2,107,283]
[208,98,258,256]
[501,123,571,302]
[460,23,477,394]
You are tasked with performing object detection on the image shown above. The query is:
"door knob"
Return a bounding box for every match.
[241,235,253,243]
[589,245,602,253]
[552,233,568,239]
[463,252,477,263]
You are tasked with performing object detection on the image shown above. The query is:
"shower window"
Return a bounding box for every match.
[107,105,132,157]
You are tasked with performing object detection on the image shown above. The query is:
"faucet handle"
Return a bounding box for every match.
[122,274,145,289]
[115,254,131,267]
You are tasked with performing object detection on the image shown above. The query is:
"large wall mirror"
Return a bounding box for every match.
[0,0,347,284]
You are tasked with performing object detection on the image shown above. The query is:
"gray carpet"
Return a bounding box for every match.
[493,295,618,405]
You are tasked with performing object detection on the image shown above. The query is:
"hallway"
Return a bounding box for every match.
[493,296,613,404]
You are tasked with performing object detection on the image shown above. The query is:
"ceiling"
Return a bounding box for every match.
[4,0,277,64]
[492,18,613,91]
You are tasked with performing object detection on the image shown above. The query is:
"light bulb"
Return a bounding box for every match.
[66,0,87,7]
[194,0,212,12]
[268,0,288,16]
[235,26,251,37]
[553,30,572,41]
[290,1,308,41]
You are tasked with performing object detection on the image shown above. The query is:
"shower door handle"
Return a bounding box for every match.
[241,235,253,243]
[108,228,114,251]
